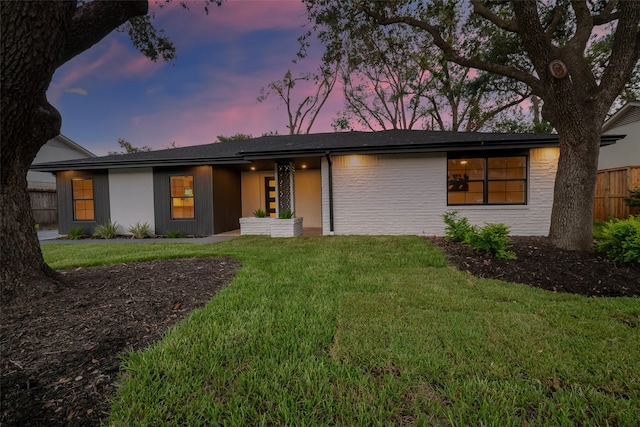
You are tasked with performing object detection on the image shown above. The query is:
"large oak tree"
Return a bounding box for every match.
[306,0,640,252]
[0,1,186,300]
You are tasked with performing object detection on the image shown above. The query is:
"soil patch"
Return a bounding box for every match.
[2,238,639,426]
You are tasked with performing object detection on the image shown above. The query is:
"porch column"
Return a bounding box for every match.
[276,161,295,216]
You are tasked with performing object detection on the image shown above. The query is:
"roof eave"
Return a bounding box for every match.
[31,157,249,172]
[241,139,562,159]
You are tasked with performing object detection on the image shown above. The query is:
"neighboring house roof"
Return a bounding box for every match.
[28,134,96,189]
[602,100,640,133]
[31,129,622,172]
[51,134,96,158]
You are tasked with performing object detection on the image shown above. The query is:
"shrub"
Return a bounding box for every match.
[596,216,640,264]
[67,226,84,240]
[442,211,516,260]
[128,221,151,239]
[278,209,295,219]
[253,209,268,218]
[624,188,640,208]
[166,230,185,238]
[468,223,517,260]
[92,221,119,239]
[442,210,476,243]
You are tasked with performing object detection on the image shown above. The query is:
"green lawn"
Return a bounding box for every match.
[42,236,640,426]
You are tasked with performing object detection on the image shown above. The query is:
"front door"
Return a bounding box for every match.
[265,177,276,217]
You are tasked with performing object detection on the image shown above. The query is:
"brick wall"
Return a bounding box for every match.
[322,148,559,236]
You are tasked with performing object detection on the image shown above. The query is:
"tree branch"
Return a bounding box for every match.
[470,0,519,33]
[596,1,640,110]
[569,1,594,54]
[593,0,620,25]
[544,6,565,38]
[60,1,148,66]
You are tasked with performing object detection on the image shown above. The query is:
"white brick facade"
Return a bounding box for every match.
[321,148,559,236]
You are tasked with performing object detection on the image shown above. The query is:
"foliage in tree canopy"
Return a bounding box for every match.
[108,138,153,155]
[216,133,254,142]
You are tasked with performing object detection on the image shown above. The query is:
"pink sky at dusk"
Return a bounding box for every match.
[49,0,347,156]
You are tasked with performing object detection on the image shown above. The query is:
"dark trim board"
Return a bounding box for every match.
[153,166,214,236]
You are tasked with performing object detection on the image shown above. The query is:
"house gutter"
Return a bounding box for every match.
[325,152,334,234]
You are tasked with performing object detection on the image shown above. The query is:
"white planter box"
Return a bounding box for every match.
[239,217,273,235]
[271,217,303,238]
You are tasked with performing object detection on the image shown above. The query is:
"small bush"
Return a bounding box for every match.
[166,230,185,238]
[253,209,268,218]
[624,188,640,208]
[442,211,516,259]
[67,226,84,240]
[442,210,476,243]
[278,209,295,219]
[128,221,151,239]
[468,223,517,260]
[596,216,640,264]
[92,221,119,239]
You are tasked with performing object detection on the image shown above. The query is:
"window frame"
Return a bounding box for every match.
[446,152,528,206]
[71,178,95,221]
[170,174,196,220]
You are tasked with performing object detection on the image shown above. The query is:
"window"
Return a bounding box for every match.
[171,175,195,219]
[72,178,95,220]
[447,155,527,205]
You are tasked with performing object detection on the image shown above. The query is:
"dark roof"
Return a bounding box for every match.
[31,129,622,171]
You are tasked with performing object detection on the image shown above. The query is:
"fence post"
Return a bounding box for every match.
[604,170,610,219]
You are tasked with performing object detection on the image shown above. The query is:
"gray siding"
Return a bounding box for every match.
[153,166,213,235]
[56,170,110,235]
[212,168,242,233]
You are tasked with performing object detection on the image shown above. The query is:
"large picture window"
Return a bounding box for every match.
[72,178,95,220]
[171,175,195,219]
[447,155,527,205]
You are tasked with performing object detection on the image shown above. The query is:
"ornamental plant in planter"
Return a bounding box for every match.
[239,209,273,235]
[271,210,303,238]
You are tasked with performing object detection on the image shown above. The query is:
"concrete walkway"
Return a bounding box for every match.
[38,229,236,245]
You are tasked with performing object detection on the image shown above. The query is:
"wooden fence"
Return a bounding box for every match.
[29,188,58,226]
[594,166,640,221]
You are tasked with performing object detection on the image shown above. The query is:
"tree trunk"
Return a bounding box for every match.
[1,1,148,301]
[1,151,62,301]
[1,2,74,301]
[548,114,602,252]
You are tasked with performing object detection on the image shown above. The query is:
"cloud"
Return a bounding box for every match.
[64,87,88,96]
[48,37,164,104]
[54,1,348,156]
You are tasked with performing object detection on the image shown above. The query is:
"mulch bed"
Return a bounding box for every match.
[1,257,240,426]
[2,238,639,426]
[428,236,640,297]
